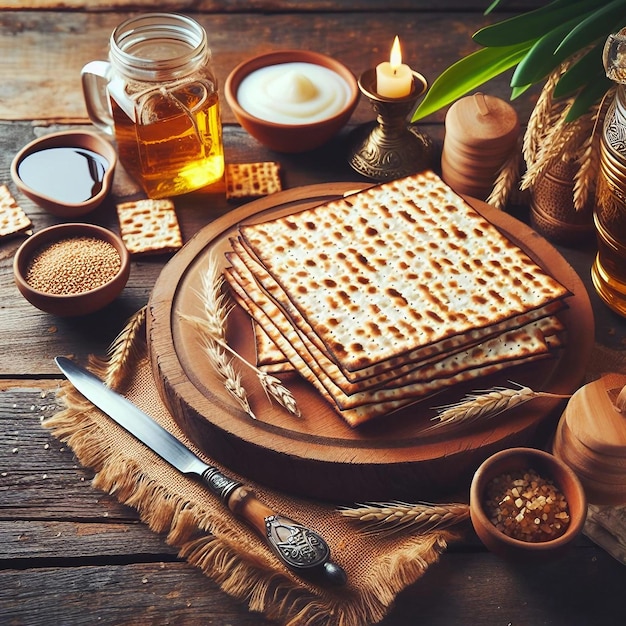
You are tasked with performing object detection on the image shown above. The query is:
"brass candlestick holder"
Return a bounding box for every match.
[348,69,433,181]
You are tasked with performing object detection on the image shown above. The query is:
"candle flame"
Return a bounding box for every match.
[390,36,403,68]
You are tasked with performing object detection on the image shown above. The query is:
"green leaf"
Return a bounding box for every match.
[555,0,626,59]
[510,14,595,88]
[553,42,605,99]
[484,0,503,15]
[511,84,533,100]
[412,42,533,122]
[564,74,613,121]
[473,0,600,47]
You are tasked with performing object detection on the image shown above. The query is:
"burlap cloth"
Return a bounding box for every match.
[44,310,462,626]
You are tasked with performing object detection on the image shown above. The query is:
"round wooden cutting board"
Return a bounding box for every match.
[147,182,594,503]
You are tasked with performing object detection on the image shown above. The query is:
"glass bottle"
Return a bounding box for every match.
[592,28,626,316]
[82,13,224,199]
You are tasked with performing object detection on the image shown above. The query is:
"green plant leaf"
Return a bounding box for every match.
[511,84,533,99]
[510,14,595,88]
[555,0,626,59]
[564,74,613,121]
[473,0,600,47]
[553,42,605,98]
[484,0,504,15]
[412,42,533,122]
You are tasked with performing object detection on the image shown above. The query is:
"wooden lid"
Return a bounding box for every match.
[565,374,626,458]
[445,93,519,150]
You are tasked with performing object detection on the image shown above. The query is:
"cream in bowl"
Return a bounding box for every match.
[237,62,353,125]
[225,50,359,153]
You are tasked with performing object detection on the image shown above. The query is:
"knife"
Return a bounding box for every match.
[54,356,346,586]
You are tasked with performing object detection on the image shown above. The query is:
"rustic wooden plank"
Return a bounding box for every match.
[383,547,626,626]
[0,521,178,561]
[0,562,274,626]
[0,10,540,124]
[0,547,624,626]
[0,383,143,519]
[0,1,542,12]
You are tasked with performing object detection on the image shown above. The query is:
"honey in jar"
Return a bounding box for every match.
[82,13,224,199]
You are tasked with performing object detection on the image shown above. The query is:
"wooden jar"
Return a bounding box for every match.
[441,93,519,200]
[552,373,626,505]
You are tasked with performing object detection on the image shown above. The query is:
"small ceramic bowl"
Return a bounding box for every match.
[11,130,117,217]
[470,447,587,560]
[224,50,359,153]
[14,223,130,317]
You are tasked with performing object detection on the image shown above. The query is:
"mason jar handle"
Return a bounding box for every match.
[81,60,114,135]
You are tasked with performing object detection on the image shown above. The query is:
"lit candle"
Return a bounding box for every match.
[375,36,413,98]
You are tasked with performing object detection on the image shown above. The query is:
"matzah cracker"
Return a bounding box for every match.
[226,266,557,426]
[226,259,561,407]
[116,198,183,255]
[0,185,31,238]
[226,162,282,200]
[238,170,570,373]
[227,236,565,384]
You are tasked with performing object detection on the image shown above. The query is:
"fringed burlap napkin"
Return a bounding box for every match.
[44,310,460,626]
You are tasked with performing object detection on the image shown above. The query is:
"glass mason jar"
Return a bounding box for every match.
[593,28,626,317]
[81,13,224,199]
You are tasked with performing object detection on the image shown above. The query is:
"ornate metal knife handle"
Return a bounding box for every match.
[201,467,346,585]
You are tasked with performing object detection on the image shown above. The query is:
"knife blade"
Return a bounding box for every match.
[55,356,346,586]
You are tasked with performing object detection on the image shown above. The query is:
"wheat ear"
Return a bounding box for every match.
[340,501,470,536]
[197,333,255,419]
[92,306,147,390]
[181,255,300,418]
[486,144,522,210]
[182,312,300,418]
[428,383,571,430]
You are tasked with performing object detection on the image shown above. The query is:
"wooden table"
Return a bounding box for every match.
[2,2,626,624]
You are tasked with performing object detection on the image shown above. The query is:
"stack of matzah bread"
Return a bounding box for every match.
[223,170,571,427]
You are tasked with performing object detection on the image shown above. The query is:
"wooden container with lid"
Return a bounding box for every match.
[442,93,519,200]
[552,373,626,505]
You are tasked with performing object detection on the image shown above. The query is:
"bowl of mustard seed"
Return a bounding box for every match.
[470,447,587,561]
[13,223,130,316]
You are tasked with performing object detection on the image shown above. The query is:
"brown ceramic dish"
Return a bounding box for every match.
[224,50,359,153]
[13,223,130,316]
[11,130,117,217]
[470,447,587,560]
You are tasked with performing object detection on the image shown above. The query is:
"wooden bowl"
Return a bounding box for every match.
[224,50,359,153]
[13,223,130,316]
[11,130,117,217]
[470,447,587,560]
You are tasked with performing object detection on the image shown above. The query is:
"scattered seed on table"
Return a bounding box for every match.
[25,236,121,295]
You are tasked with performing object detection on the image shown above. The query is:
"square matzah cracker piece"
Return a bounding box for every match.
[0,185,31,238]
[116,198,183,255]
[226,162,282,200]
[237,170,571,374]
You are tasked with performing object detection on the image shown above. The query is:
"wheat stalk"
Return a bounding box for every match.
[94,306,147,390]
[340,501,470,536]
[523,64,568,167]
[198,333,255,419]
[180,256,300,419]
[428,383,571,431]
[574,89,614,211]
[486,144,522,210]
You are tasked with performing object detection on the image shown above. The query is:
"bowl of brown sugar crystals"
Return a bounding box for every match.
[14,223,130,316]
[470,447,587,560]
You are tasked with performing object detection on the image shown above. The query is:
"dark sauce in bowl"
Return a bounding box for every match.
[17,146,109,204]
